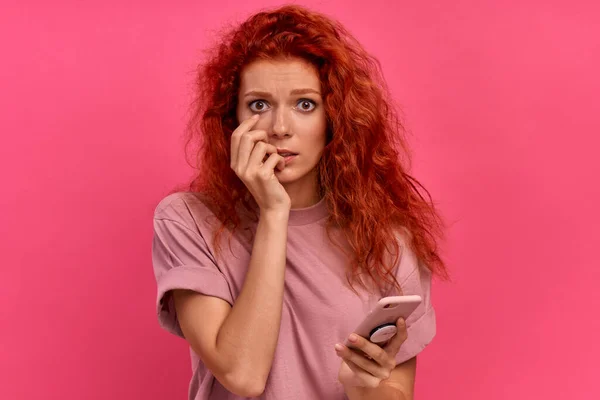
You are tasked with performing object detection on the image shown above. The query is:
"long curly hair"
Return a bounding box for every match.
[183,5,448,294]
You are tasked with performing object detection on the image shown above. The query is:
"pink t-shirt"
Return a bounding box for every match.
[152,192,436,400]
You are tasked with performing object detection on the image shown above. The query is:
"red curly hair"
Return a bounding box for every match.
[183,5,448,293]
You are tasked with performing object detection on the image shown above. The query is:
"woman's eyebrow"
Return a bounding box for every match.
[290,88,321,95]
[243,88,321,98]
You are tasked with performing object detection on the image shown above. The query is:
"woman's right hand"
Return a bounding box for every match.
[230,115,291,213]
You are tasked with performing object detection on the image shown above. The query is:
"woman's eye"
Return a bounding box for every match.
[297,99,316,112]
[296,99,316,112]
[248,100,269,113]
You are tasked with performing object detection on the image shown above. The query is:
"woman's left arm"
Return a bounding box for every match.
[338,253,436,399]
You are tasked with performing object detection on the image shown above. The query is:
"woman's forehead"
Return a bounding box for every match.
[239,58,321,94]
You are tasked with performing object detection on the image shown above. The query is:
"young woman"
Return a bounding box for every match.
[152,5,447,400]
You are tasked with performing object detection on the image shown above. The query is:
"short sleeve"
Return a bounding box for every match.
[394,259,436,365]
[152,200,234,338]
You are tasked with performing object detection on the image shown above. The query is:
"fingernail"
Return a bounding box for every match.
[348,334,358,342]
[398,318,405,327]
[252,114,259,119]
[335,343,344,351]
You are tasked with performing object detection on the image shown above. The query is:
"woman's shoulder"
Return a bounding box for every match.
[153,191,216,229]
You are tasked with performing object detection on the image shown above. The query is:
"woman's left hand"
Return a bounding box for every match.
[335,318,407,389]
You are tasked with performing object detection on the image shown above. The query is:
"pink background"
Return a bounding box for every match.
[1,0,598,399]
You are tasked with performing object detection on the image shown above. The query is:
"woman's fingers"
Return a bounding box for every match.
[342,359,382,388]
[230,114,259,169]
[345,334,395,371]
[335,343,390,380]
[336,318,409,389]
[383,318,408,356]
[247,141,278,170]
[228,115,291,211]
[235,129,268,173]
[260,153,285,176]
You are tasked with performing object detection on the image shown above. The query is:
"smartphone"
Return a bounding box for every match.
[346,295,422,347]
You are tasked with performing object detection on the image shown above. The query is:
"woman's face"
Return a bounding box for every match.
[236,57,327,202]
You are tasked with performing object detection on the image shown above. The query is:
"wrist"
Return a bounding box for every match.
[344,384,407,400]
[259,207,290,222]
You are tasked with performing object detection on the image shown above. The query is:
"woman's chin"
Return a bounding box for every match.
[275,172,293,183]
[274,168,299,184]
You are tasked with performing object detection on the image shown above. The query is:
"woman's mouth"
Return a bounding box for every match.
[277,150,298,164]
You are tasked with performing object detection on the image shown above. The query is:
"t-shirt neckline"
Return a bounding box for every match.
[287,196,328,226]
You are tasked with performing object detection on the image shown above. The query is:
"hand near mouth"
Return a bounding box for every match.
[231,115,291,212]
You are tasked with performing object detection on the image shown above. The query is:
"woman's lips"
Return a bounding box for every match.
[282,154,297,163]
[264,153,297,167]
[276,150,298,164]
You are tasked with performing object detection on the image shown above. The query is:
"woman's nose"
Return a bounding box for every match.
[270,107,291,138]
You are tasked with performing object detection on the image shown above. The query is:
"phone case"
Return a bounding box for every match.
[346,295,422,346]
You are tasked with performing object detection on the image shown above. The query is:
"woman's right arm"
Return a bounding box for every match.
[172,114,291,397]
[173,208,288,397]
